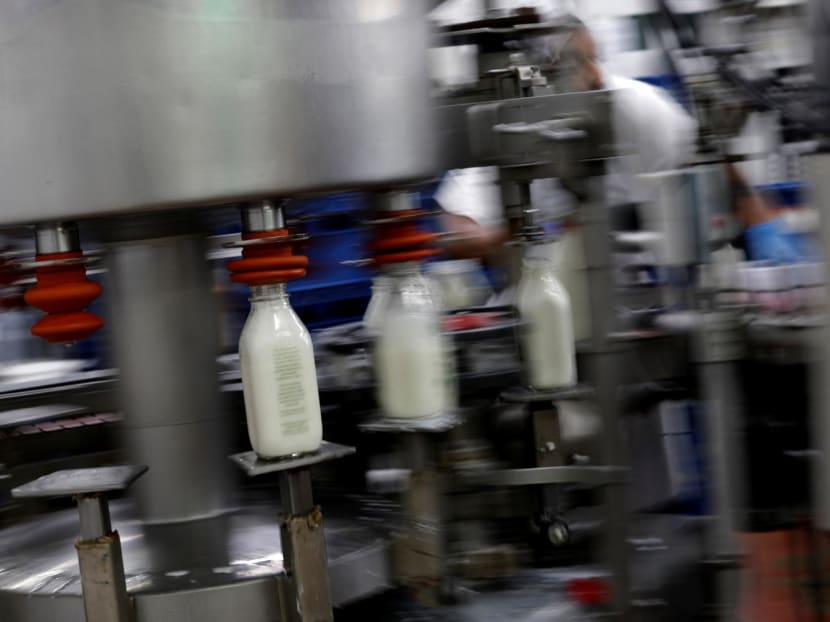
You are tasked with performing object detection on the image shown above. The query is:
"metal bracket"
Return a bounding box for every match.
[230,441,356,622]
[438,89,615,171]
[11,465,147,622]
[493,118,588,141]
[453,465,628,488]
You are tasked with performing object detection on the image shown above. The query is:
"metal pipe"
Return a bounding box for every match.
[105,232,230,524]
[77,494,112,541]
[241,200,285,234]
[580,166,630,617]
[698,356,745,559]
[370,190,418,213]
[34,222,81,254]
[810,0,830,535]
[280,469,315,517]
[698,355,744,621]
[809,153,830,534]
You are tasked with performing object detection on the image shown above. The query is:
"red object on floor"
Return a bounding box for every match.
[566,577,610,607]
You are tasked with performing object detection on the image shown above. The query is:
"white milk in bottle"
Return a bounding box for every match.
[363,275,391,336]
[238,283,322,458]
[374,262,455,418]
[516,256,576,389]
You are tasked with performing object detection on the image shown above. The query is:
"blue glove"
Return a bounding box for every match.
[744,218,814,264]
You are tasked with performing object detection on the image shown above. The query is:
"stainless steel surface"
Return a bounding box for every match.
[12,466,148,498]
[812,0,830,127]
[810,153,830,532]
[454,466,628,488]
[581,167,631,616]
[34,222,81,254]
[500,384,595,404]
[77,495,114,541]
[241,201,286,234]
[698,361,744,621]
[369,190,419,213]
[279,470,315,517]
[0,369,118,409]
[0,404,90,430]
[281,509,333,621]
[105,234,230,524]
[0,502,390,622]
[229,442,356,477]
[77,532,133,622]
[439,90,615,171]
[133,579,283,622]
[0,0,436,226]
[359,412,464,433]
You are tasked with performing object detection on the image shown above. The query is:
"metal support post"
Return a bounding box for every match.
[76,494,133,622]
[809,153,830,533]
[103,223,230,525]
[279,468,332,622]
[230,441,356,622]
[360,413,462,606]
[580,166,630,618]
[11,465,147,622]
[694,310,746,621]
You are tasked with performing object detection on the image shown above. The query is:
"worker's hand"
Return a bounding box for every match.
[744,218,807,264]
[726,162,775,228]
[439,212,509,261]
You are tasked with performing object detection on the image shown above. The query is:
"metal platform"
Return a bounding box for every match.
[0,500,391,622]
[229,441,356,477]
[359,411,465,434]
[12,465,147,498]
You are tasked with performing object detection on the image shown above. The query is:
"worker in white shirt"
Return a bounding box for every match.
[436,17,699,261]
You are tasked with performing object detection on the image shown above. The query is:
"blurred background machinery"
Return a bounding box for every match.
[0,1,828,621]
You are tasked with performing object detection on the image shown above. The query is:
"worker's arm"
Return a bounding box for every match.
[726,162,776,228]
[610,76,698,176]
[435,167,508,261]
[727,162,809,263]
[440,212,510,260]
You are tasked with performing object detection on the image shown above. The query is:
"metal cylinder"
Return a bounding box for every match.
[811,0,830,132]
[809,153,830,530]
[77,494,113,541]
[0,0,437,226]
[241,201,286,234]
[34,222,81,255]
[105,232,230,524]
[370,190,419,213]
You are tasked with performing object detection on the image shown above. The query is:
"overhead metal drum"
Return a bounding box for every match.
[0,0,437,225]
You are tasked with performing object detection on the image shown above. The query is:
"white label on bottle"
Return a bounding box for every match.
[273,346,309,436]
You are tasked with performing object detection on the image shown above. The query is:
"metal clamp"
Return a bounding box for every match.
[493,118,587,141]
[12,465,148,622]
[221,232,309,249]
[15,253,101,271]
[230,441,356,622]
[453,465,628,488]
[364,209,442,226]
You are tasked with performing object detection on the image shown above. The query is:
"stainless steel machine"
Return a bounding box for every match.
[2,1,825,621]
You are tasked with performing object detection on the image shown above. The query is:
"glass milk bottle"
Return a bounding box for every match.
[375,262,456,418]
[516,256,577,390]
[363,275,391,336]
[238,283,322,459]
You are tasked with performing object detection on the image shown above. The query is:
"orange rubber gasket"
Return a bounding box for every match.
[369,211,438,266]
[25,251,104,343]
[227,230,309,286]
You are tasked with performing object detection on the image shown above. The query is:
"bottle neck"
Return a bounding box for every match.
[522,256,553,274]
[382,261,421,279]
[250,283,290,305]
